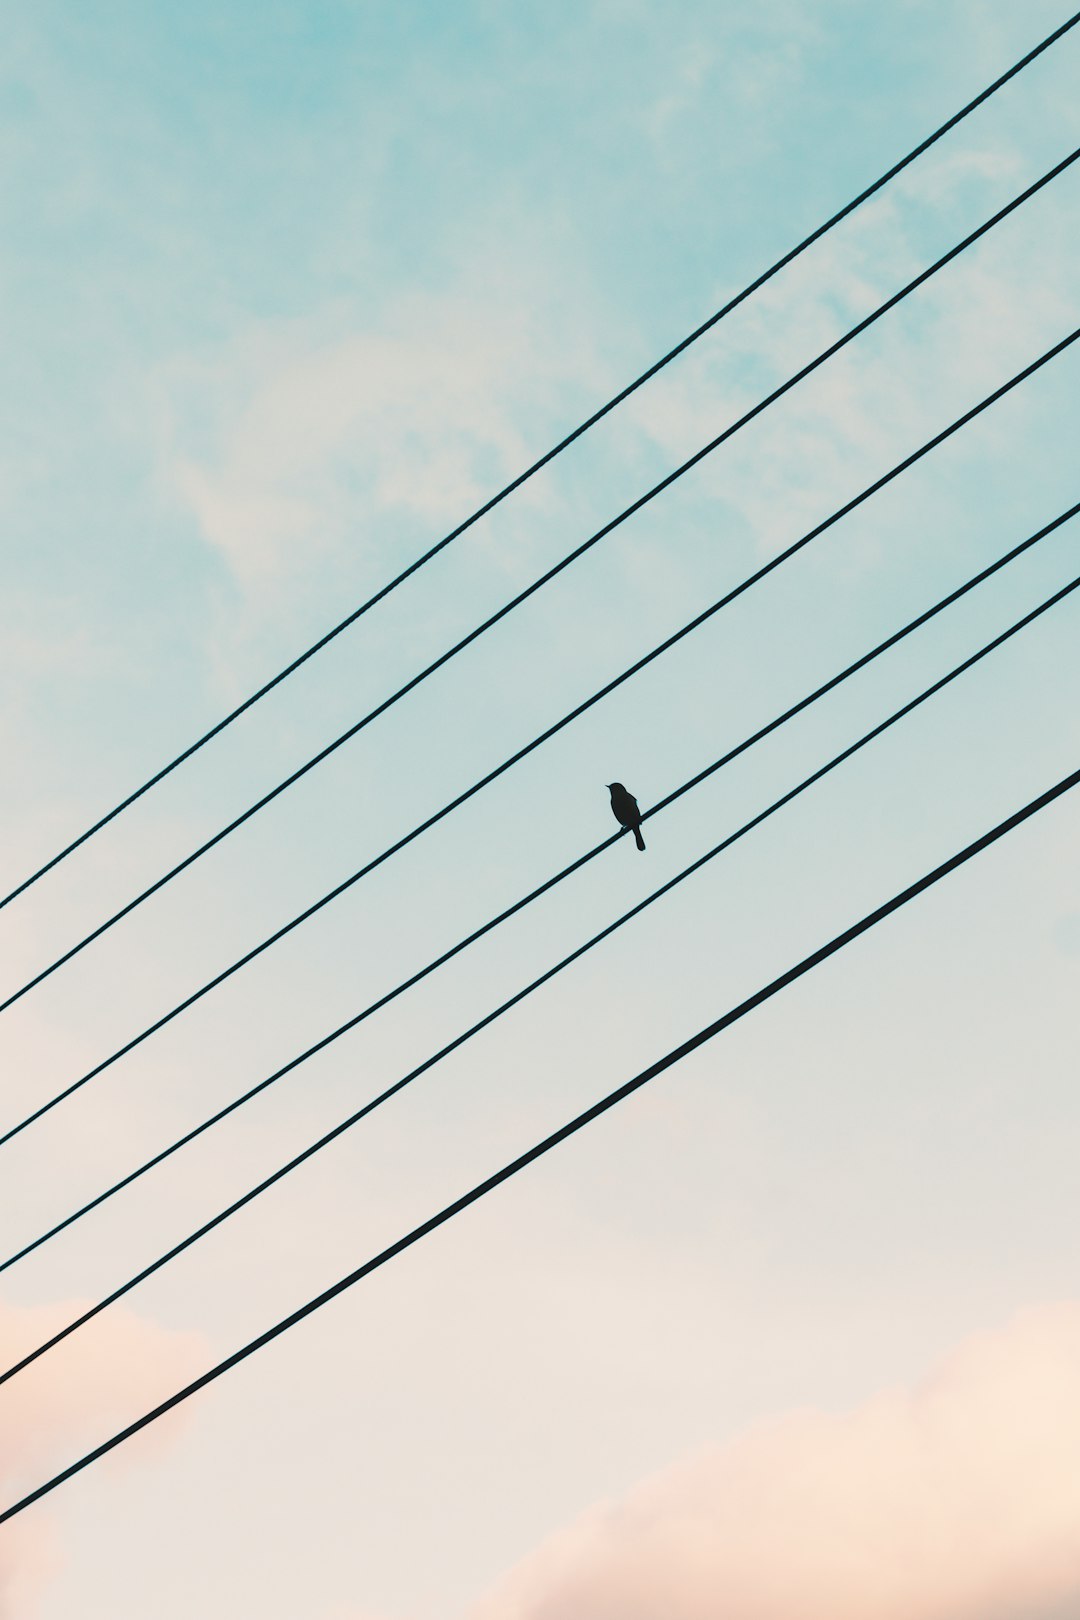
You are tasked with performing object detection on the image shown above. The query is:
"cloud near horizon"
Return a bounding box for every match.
[468,1302,1080,1620]
[0,1297,205,1620]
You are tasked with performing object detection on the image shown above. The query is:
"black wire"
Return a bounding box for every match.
[3,500,1076,1297]
[2,325,1075,1154]
[7,148,1076,1013]
[4,757,1077,1526]
[4,8,1075,916]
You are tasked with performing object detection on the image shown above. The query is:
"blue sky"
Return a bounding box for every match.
[1,3,1079,1618]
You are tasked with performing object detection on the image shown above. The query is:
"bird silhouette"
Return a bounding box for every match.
[607,782,646,851]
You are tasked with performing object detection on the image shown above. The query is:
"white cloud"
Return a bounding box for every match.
[621,137,1077,563]
[891,144,1022,208]
[467,1303,1080,1620]
[158,259,608,595]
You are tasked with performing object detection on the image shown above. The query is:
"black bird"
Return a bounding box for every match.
[607,782,646,851]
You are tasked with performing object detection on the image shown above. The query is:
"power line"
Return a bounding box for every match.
[2,329,1074,1154]
[3,757,1077,1524]
[3,503,1075,1302]
[4,8,1075,916]
[7,147,1076,1013]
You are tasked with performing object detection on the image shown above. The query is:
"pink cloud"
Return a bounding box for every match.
[469,1304,1080,1620]
[0,1297,205,1618]
[320,1611,403,1620]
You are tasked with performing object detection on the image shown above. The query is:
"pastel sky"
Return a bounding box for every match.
[1,2,1078,1616]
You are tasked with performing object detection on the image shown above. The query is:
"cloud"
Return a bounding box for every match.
[319,1611,401,1620]
[468,1303,1080,1620]
[320,1610,403,1620]
[159,259,608,594]
[0,1297,205,1619]
[622,134,1076,564]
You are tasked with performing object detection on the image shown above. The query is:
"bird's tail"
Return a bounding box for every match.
[633,825,646,852]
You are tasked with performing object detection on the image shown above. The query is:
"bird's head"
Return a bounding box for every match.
[607,782,624,793]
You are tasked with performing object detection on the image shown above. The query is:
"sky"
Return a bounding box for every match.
[0,1,1079,1615]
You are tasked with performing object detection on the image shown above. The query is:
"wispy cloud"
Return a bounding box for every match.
[623,138,1077,560]
[157,256,608,596]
